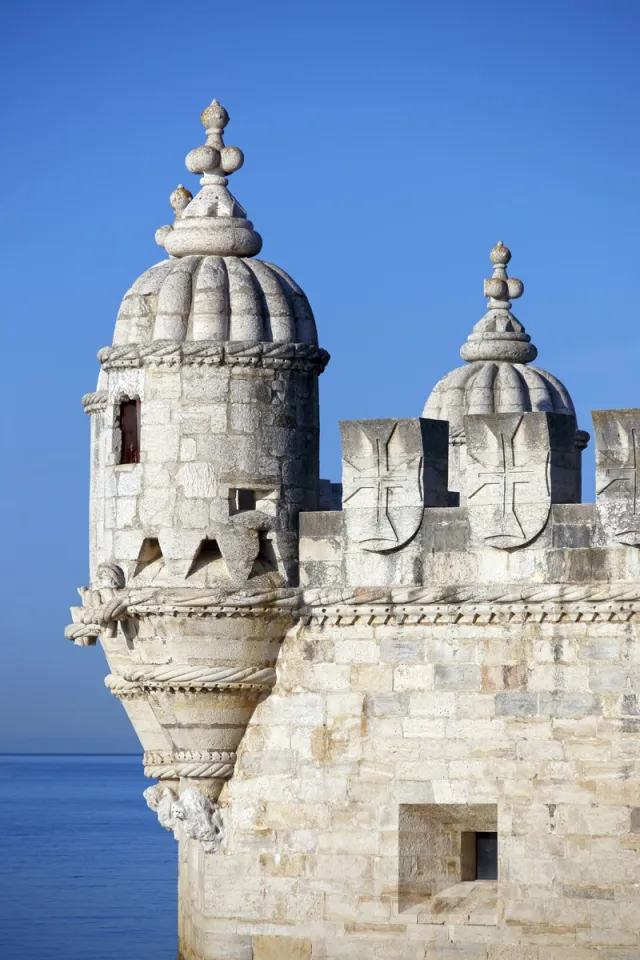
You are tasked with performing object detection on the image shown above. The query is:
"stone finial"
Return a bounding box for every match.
[184,100,245,178]
[460,242,537,365]
[155,99,262,259]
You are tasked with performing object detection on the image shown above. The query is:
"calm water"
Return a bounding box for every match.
[0,755,177,960]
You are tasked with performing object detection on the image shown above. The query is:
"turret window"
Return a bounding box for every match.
[235,489,256,512]
[119,399,140,465]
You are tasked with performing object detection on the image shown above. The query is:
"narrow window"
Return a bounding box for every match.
[475,832,498,880]
[461,831,498,881]
[119,399,140,464]
[235,489,256,512]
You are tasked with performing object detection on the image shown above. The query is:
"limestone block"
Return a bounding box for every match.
[592,409,640,545]
[464,412,577,549]
[340,417,448,553]
[252,935,311,960]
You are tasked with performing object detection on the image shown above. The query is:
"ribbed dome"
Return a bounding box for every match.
[113,256,317,346]
[424,361,575,435]
[423,242,576,434]
[111,99,318,348]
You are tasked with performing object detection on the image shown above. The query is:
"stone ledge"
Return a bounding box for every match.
[416,880,498,926]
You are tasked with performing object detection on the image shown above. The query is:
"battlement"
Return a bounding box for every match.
[300,409,640,589]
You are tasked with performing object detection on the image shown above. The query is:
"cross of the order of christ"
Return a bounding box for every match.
[597,426,640,516]
[343,436,423,546]
[468,429,547,541]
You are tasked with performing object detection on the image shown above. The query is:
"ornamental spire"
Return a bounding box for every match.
[155,99,262,259]
[459,242,537,365]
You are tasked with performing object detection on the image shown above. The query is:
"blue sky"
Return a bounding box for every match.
[0,0,638,750]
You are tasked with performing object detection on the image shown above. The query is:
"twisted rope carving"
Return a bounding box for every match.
[124,665,276,688]
[105,664,275,696]
[81,391,108,415]
[97,341,329,373]
[64,623,99,645]
[303,582,640,608]
[142,750,237,781]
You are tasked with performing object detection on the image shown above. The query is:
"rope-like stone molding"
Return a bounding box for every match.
[81,391,108,415]
[64,622,100,645]
[142,750,237,781]
[74,581,640,636]
[124,665,276,689]
[299,583,640,625]
[97,341,330,373]
[105,664,275,696]
[303,583,640,606]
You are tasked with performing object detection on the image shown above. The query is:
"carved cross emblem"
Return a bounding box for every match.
[597,427,640,515]
[343,437,422,547]
[593,411,640,545]
[341,420,432,553]
[465,414,552,549]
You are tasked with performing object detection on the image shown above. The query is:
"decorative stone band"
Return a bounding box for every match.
[81,391,108,415]
[65,586,299,645]
[105,664,276,699]
[97,340,330,374]
[142,750,237,781]
[126,584,300,619]
[300,583,640,625]
[69,581,640,637]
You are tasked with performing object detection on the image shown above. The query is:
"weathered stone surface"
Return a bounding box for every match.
[340,417,448,553]
[593,409,640,545]
[144,785,225,853]
[464,411,577,550]
[252,936,312,960]
[464,412,553,549]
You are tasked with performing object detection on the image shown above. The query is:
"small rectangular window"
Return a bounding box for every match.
[461,831,498,881]
[235,489,256,512]
[119,399,140,465]
[475,832,498,880]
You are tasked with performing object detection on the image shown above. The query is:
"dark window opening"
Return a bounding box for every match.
[187,539,226,578]
[235,489,257,512]
[249,530,278,578]
[134,538,163,577]
[461,831,498,881]
[119,399,140,464]
[476,832,498,880]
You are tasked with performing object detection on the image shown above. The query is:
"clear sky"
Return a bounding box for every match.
[1,0,638,751]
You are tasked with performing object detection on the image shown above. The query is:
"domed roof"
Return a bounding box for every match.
[423,242,575,435]
[113,255,317,345]
[111,99,316,347]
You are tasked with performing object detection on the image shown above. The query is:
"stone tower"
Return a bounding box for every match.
[67,98,329,799]
[68,101,640,960]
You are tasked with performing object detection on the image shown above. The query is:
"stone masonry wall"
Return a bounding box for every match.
[177,611,640,960]
[88,359,320,584]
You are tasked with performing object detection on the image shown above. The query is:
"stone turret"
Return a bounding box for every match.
[67,99,328,801]
[424,242,588,502]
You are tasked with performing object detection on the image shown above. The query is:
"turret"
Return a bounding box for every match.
[423,242,588,503]
[66,99,328,810]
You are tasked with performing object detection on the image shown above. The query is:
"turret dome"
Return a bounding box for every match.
[113,256,317,346]
[423,242,575,436]
[111,99,317,348]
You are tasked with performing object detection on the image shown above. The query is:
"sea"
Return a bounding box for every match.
[0,755,177,960]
